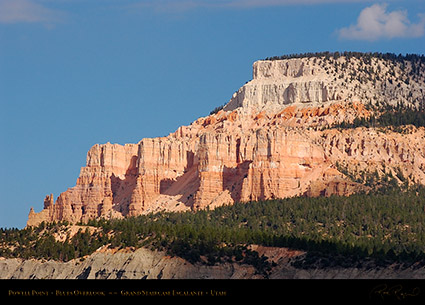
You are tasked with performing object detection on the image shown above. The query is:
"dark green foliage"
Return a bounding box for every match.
[96,187,425,269]
[0,222,107,262]
[264,51,425,66]
[2,187,425,271]
[265,52,425,86]
[333,103,425,131]
[209,104,225,115]
[335,162,408,192]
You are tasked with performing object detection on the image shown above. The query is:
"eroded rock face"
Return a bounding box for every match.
[225,57,425,113]
[27,56,425,226]
[225,59,334,112]
[2,246,425,279]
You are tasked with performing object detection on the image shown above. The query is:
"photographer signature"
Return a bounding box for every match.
[370,284,421,301]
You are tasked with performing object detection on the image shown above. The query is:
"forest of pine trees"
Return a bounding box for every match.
[332,103,425,131]
[2,186,425,271]
[264,51,425,67]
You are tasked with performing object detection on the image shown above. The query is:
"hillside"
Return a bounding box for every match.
[3,187,425,278]
[25,52,425,227]
[3,52,425,279]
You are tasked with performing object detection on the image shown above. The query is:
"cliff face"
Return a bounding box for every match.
[225,56,424,113]
[225,59,336,111]
[27,56,425,226]
[2,246,425,279]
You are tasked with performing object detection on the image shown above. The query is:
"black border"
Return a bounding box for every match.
[1,279,425,302]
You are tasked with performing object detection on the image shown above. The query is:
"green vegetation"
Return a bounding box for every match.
[335,162,402,191]
[333,103,425,131]
[2,187,425,272]
[264,51,425,66]
[209,104,225,115]
[0,223,108,261]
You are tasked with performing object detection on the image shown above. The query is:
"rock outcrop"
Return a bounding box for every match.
[2,246,425,279]
[27,55,425,226]
[225,59,338,112]
[224,56,425,113]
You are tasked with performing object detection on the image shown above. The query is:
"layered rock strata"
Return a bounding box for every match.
[2,246,425,279]
[27,56,425,226]
[224,56,424,113]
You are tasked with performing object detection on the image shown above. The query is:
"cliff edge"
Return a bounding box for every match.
[27,53,425,226]
[2,246,425,279]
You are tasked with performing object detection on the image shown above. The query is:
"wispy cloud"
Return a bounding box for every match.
[0,0,63,24]
[338,3,425,41]
[129,0,374,12]
[224,0,373,8]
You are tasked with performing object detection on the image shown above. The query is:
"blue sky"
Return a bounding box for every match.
[1,0,424,228]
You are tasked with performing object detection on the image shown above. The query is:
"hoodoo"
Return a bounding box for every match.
[27,53,425,226]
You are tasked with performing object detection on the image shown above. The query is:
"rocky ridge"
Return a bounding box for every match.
[226,55,425,112]
[27,54,425,226]
[2,246,425,279]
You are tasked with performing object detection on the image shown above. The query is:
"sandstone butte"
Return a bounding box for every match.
[27,55,425,226]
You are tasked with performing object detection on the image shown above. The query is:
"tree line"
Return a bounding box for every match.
[2,186,425,271]
[332,102,425,131]
[264,51,425,65]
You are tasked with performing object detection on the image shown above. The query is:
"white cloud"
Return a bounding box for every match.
[338,3,425,41]
[130,0,373,11]
[224,0,372,8]
[0,0,62,24]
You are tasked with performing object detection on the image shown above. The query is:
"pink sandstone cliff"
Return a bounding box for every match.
[27,57,425,226]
